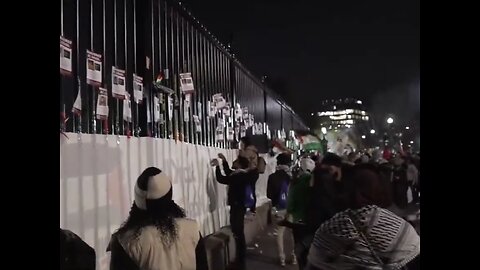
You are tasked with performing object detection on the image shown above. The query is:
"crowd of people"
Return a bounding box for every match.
[60,136,420,270]
[267,149,421,270]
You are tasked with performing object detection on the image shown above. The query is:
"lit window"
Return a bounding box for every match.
[361,111,366,115]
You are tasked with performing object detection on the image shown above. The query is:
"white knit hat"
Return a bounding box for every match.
[134,167,172,210]
[300,157,316,173]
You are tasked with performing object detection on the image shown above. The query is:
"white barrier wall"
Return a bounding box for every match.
[60,133,275,270]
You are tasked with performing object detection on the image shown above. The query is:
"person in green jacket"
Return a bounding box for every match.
[286,156,315,269]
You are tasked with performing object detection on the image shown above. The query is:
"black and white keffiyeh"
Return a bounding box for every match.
[307,205,420,270]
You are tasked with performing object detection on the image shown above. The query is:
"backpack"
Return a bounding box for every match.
[245,184,255,208]
[277,180,289,210]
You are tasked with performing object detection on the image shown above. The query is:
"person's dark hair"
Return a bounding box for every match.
[345,164,392,209]
[240,136,252,148]
[237,156,250,169]
[276,153,292,166]
[322,153,343,168]
[116,169,186,245]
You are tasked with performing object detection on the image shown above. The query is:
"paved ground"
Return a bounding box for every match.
[245,224,298,270]
[242,202,420,270]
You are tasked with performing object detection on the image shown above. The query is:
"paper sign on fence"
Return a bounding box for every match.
[60,36,73,76]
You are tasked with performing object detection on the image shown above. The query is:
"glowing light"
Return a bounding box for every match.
[406,126,410,130]
[387,117,394,124]
[357,100,362,104]
[321,127,327,135]
[362,135,366,139]
[370,129,376,134]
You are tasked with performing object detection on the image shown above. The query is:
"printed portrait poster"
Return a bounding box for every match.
[60,36,73,76]
[96,88,109,120]
[208,101,216,118]
[235,104,243,122]
[184,96,190,122]
[193,115,202,133]
[133,74,144,104]
[227,126,235,141]
[212,93,226,110]
[86,50,102,86]
[123,92,132,122]
[112,67,126,99]
[216,125,225,142]
[222,102,231,117]
[179,72,195,94]
[240,125,247,138]
[242,107,249,120]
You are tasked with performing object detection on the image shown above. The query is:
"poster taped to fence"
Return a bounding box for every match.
[112,67,126,99]
[222,103,231,117]
[86,50,102,86]
[242,107,249,120]
[213,94,226,110]
[60,36,73,76]
[227,126,235,141]
[180,73,195,94]
[240,125,247,138]
[198,102,203,120]
[123,92,132,122]
[193,115,201,133]
[208,101,216,118]
[96,88,109,120]
[216,126,224,142]
[133,74,144,104]
[235,104,243,122]
[184,97,190,122]
[154,96,161,123]
[168,96,174,121]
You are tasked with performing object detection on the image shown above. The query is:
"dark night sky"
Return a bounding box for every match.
[180,0,420,122]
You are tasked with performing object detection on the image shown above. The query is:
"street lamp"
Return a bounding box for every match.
[387,117,394,124]
[370,129,376,134]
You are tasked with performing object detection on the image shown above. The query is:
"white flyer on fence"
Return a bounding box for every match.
[208,101,216,117]
[242,107,249,120]
[86,50,102,86]
[240,125,247,138]
[179,72,195,94]
[123,92,132,122]
[235,104,243,122]
[154,96,161,123]
[216,126,224,142]
[60,36,73,75]
[193,115,202,133]
[222,104,231,117]
[198,102,203,120]
[133,74,143,104]
[213,93,226,110]
[112,67,126,99]
[168,96,174,120]
[227,126,234,141]
[96,88,109,119]
[184,97,190,122]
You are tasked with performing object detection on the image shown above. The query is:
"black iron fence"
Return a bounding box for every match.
[60,0,307,148]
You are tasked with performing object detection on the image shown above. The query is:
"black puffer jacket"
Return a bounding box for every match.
[267,169,291,207]
[216,160,258,207]
[60,228,96,270]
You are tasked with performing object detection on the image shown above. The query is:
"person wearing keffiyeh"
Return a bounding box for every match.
[306,164,420,270]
